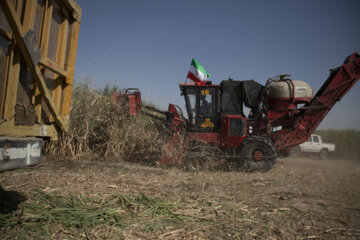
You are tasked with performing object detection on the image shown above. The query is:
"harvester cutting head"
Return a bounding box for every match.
[112,88,141,116]
[112,88,185,133]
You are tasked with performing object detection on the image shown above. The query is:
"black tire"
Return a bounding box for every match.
[238,137,277,172]
[320,149,328,160]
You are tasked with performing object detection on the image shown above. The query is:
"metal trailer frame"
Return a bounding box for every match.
[0,0,81,139]
[0,0,81,171]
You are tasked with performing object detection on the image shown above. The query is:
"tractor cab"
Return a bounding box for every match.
[180,79,264,147]
[180,83,221,132]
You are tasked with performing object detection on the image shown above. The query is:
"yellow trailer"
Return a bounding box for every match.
[0,0,81,171]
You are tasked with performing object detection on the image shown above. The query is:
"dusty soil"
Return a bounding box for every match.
[1,157,360,239]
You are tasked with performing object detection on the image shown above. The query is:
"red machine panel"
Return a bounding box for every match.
[219,114,247,148]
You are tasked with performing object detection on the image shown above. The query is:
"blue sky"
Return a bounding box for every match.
[74,0,360,129]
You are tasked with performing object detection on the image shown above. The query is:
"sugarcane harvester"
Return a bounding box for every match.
[113,53,360,171]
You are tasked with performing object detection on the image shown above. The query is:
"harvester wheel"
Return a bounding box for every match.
[320,149,328,160]
[239,137,277,172]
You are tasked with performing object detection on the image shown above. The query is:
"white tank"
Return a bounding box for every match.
[268,80,313,101]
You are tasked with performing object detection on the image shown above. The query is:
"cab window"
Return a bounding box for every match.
[186,88,197,125]
[199,88,214,116]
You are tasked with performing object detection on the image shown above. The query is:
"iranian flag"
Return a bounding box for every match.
[187,59,211,86]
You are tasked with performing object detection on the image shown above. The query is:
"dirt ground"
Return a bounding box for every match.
[1,156,360,239]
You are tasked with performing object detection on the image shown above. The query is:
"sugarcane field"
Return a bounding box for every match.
[1,0,360,239]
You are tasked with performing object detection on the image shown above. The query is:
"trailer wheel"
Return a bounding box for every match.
[239,137,277,172]
[320,149,328,160]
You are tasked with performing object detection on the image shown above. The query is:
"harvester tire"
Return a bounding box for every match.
[239,137,277,172]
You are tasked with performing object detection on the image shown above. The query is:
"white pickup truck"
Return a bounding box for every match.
[292,134,335,159]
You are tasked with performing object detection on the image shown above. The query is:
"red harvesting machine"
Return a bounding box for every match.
[113,53,360,171]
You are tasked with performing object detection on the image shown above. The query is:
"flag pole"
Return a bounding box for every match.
[185,59,191,85]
